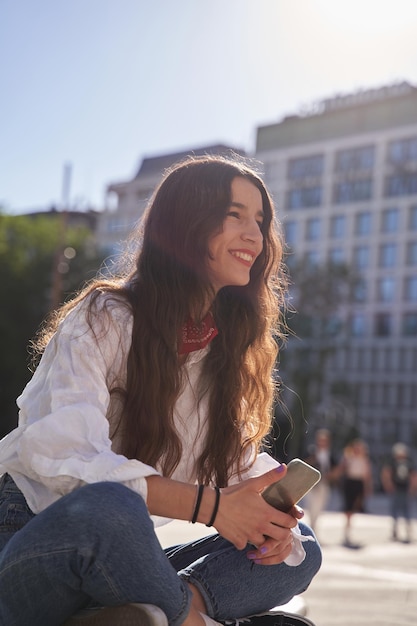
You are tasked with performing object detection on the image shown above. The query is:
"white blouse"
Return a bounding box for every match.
[0,293,278,524]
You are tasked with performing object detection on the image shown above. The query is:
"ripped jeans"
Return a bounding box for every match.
[0,474,322,626]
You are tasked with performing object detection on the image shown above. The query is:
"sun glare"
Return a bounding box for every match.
[314,0,417,36]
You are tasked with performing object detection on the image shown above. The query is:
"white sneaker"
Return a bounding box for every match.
[63,603,168,626]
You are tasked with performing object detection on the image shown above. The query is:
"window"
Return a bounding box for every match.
[287,187,322,209]
[388,137,417,164]
[385,173,417,197]
[284,221,297,246]
[305,250,320,267]
[377,277,395,302]
[288,155,324,179]
[355,211,372,236]
[379,243,397,268]
[326,315,342,336]
[410,206,417,230]
[406,241,417,265]
[330,215,346,238]
[335,145,375,171]
[397,384,416,408]
[384,384,397,408]
[353,245,370,269]
[334,179,372,204]
[381,208,399,233]
[285,255,297,270]
[371,348,381,370]
[349,348,361,371]
[405,276,417,301]
[306,218,321,240]
[350,313,366,336]
[403,313,417,336]
[329,248,344,265]
[353,277,367,302]
[357,383,368,405]
[375,313,392,337]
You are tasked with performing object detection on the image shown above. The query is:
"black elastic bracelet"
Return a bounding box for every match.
[191,484,204,524]
[206,486,221,527]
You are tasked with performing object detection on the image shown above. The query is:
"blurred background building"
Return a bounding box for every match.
[256,81,417,461]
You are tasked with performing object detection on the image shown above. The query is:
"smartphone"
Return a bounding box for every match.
[262,458,321,512]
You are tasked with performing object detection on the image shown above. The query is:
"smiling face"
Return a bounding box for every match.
[207,176,264,293]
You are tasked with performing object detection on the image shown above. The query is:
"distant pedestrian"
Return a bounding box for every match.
[304,429,338,535]
[338,439,373,548]
[381,443,417,543]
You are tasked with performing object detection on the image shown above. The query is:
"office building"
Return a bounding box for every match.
[256,81,417,460]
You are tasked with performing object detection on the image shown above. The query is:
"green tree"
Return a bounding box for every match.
[0,213,104,438]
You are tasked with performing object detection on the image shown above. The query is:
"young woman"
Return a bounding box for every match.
[0,156,321,626]
[339,439,373,548]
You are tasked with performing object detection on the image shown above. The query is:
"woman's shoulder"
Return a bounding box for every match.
[60,288,133,339]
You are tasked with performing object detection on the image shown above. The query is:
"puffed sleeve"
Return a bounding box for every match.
[0,293,160,513]
[228,446,281,485]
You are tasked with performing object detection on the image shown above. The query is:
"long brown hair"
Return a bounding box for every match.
[33,155,288,486]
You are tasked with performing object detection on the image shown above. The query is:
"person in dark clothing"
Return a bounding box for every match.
[381,443,417,543]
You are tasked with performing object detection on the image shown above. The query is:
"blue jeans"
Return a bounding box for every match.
[391,489,411,521]
[0,474,322,626]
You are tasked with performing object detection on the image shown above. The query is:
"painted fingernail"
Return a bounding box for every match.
[276,464,286,473]
[247,552,257,560]
[260,546,268,555]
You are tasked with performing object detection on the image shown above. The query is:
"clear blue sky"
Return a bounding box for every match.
[1,0,417,213]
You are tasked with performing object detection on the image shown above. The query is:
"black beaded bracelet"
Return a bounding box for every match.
[191,484,204,524]
[206,486,221,527]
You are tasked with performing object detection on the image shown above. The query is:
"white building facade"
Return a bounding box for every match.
[256,82,417,459]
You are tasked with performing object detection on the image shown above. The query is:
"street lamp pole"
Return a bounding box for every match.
[50,162,72,311]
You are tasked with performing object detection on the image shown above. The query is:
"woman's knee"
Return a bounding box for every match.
[20,482,152,555]
[61,482,150,531]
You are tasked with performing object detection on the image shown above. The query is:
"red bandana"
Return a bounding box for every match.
[178,312,219,355]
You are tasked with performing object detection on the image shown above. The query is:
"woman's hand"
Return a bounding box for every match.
[213,465,302,564]
[146,465,303,565]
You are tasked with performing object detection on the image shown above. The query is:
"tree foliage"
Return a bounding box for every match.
[0,213,105,438]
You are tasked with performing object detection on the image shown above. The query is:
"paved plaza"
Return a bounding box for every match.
[302,506,417,625]
[156,493,417,626]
